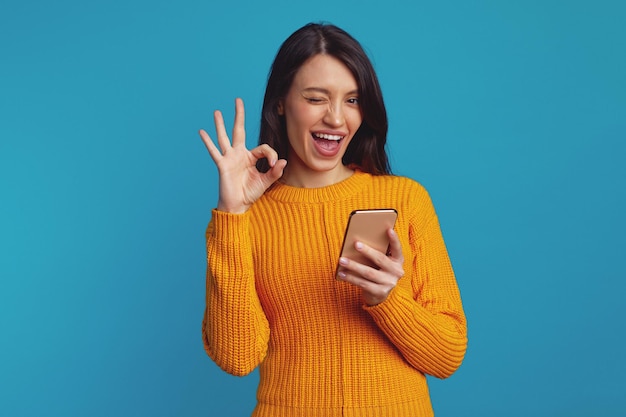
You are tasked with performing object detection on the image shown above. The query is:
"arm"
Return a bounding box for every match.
[201,210,270,376]
[198,98,286,375]
[365,213,467,379]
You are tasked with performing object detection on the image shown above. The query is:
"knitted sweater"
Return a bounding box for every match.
[202,171,467,417]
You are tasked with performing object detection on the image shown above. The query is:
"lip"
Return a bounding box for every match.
[312,129,347,137]
[311,131,347,157]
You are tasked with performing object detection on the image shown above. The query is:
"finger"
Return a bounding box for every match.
[213,110,232,152]
[231,98,246,147]
[250,144,279,166]
[337,259,398,306]
[337,267,389,304]
[386,229,404,262]
[338,268,371,287]
[337,256,381,283]
[265,159,287,183]
[199,129,223,163]
[353,241,388,269]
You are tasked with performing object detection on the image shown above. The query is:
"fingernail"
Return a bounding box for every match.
[337,271,346,279]
[339,257,348,266]
[355,241,363,250]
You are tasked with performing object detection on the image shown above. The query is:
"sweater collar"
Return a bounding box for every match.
[264,170,370,204]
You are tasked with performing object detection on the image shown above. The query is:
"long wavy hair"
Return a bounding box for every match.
[257,23,390,175]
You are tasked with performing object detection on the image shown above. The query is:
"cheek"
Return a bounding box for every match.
[347,110,363,132]
[285,103,305,127]
[286,104,322,132]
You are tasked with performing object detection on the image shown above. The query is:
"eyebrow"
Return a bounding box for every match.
[301,87,359,95]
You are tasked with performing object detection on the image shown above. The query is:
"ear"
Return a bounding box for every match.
[277,100,284,115]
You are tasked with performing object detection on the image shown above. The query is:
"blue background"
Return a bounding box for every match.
[1,0,625,416]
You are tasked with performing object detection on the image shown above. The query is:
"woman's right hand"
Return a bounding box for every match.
[199,98,287,214]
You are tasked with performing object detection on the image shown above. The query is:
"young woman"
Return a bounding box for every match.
[200,23,467,417]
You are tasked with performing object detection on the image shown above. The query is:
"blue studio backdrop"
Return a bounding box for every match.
[1,1,625,416]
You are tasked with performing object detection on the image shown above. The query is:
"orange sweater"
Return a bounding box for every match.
[202,171,467,417]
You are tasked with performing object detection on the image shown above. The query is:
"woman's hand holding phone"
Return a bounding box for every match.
[337,228,405,306]
[199,98,287,214]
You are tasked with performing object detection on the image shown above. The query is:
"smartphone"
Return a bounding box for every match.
[337,209,398,273]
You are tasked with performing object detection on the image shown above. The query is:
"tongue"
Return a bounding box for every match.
[315,138,340,151]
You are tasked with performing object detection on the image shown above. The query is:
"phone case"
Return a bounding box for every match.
[337,209,398,272]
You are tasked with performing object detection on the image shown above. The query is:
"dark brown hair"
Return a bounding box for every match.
[257,23,390,174]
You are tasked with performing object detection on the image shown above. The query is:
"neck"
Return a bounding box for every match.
[280,165,354,188]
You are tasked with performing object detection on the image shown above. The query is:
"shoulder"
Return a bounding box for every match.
[367,173,431,202]
[365,173,437,226]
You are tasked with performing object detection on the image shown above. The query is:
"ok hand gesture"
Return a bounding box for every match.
[199,98,287,213]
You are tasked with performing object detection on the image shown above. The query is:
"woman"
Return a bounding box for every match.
[200,23,467,417]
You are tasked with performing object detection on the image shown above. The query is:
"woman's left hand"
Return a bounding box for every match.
[336,229,405,306]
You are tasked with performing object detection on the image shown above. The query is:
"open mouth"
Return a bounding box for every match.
[313,132,344,141]
[312,132,344,152]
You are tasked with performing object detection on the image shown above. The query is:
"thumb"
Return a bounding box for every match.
[265,159,287,184]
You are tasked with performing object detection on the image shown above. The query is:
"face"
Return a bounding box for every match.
[278,54,363,186]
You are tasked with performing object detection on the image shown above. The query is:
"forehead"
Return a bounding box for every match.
[291,54,358,91]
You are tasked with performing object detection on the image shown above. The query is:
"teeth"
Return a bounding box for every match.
[314,133,343,141]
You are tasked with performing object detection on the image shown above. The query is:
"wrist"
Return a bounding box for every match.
[216,201,250,214]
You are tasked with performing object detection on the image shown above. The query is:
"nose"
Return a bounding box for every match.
[323,101,345,127]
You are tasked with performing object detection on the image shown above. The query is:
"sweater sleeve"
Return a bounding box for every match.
[365,202,467,379]
[201,209,270,376]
